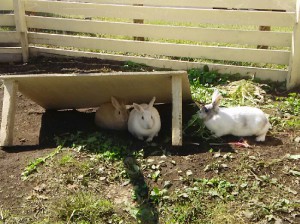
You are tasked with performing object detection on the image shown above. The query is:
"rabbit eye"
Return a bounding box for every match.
[204,107,209,113]
[118,111,121,115]
[142,116,144,120]
[151,116,153,120]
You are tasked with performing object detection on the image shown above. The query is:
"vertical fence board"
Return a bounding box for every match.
[172,74,183,146]
[287,0,300,89]
[13,0,29,62]
[0,80,18,146]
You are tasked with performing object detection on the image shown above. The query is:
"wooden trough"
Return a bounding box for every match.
[0,71,192,147]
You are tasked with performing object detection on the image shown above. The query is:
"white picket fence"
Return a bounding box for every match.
[0,0,300,89]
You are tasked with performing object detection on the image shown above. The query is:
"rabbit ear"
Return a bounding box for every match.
[133,103,144,112]
[111,96,121,109]
[212,90,222,107]
[148,97,156,108]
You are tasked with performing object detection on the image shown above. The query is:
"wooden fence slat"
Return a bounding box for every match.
[64,0,296,11]
[0,0,14,10]
[0,14,15,26]
[24,0,295,27]
[28,32,290,65]
[0,31,20,43]
[0,47,22,53]
[29,46,289,82]
[26,16,292,47]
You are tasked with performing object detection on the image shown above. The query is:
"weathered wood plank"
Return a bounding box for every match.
[0,14,15,26]
[29,46,288,82]
[24,0,295,27]
[14,0,29,62]
[287,0,300,89]
[64,0,296,11]
[26,16,292,47]
[0,31,20,43]
[172,74,182,146]
[0,71,192,109]
[0,80,18,146]
[28,32,291,65]
[0,0,14,10]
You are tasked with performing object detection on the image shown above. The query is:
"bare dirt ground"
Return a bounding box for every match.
[0,57,299,223]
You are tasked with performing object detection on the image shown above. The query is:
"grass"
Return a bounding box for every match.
[52,192,115,223]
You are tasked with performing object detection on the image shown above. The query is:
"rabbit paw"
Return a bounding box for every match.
[256,134,266,142]
[137,136,144,141]
[146,136,153,142]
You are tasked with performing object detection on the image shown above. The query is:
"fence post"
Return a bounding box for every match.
[287,0,300,89]
[0,80,18,147]
[13,0,29,63]
[172,74,182,146]
[133,4,145,41]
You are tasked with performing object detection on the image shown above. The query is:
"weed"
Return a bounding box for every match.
[57,132,130,161]
[150,187,168,204]
[270,92,300,130]
[225,79,267,106]
[21,145,63,180]
[59,154,74,166]
[52,192,115,223]
[276,93,300,116]
[188,68,242,88]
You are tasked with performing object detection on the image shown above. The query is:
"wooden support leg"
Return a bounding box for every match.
[171,75,182,146]
[0,80,18,146]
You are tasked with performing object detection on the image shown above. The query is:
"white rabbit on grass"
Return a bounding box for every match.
[195,89,271,141]
[128,97,161,142]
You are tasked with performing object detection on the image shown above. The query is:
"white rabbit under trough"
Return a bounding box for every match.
[0,71,191,146]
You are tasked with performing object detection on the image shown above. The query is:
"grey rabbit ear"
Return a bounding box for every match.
[133,103,144,112]
[148,97,156,108]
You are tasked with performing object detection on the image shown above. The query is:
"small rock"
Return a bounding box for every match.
[98,167,105,173]
[151,165,157,170]
[121,180,130,186]
[77,175,84,180]
[171,160,176,165]
[100,177,106,181]
[243,211,254,219]
[34,184,47,193]
[294,136,300,143]
[213,152,222,158]
[221,164,228,169]
[186,170,193,176]
[19,138,26,143]
[180,193,189,198]
[147,159,155,163]
[163,181,172,189]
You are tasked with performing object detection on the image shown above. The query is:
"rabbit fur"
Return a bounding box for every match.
[195,89,271,141]
[128,97,161,142]
[95,96,129,130]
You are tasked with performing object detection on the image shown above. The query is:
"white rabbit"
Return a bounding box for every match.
[95,96,129,130]
[128,97,161,142]
[195,89,271,141]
